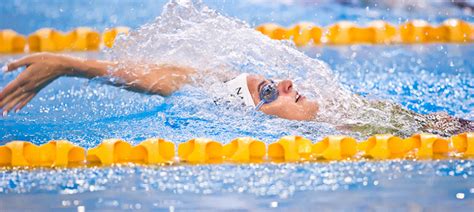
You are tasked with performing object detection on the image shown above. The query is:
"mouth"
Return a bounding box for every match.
[295,92,304,103]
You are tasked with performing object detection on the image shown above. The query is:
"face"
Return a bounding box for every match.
[246,74,319,121]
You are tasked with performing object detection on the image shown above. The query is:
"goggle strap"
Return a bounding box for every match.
[255,100,265,110]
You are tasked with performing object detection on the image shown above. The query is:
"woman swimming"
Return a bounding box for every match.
[0,53,317,121]
[0,52,472,137]
[0,0,472,137]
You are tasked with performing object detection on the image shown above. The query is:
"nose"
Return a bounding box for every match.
[277,80,293,95]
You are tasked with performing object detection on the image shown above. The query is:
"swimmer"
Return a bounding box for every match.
[0,53,472,136]
[0,53,317,121]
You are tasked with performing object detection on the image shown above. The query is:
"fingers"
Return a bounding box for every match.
[0,69,29,100]
[14,93,36,112]
[0,69,32,110]
[2,92,29,114]
[0,78,21,100]
[1,91,36,115]
[6,56,34,72]
[5,53,49,72]
[0,86,24,109]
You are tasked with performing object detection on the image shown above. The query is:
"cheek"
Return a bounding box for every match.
[260,97,314,120]
[266,97,299,114]
[277,98,316,119]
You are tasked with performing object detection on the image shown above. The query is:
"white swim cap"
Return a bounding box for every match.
[224,73,255,107]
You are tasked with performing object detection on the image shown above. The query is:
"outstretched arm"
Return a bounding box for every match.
[0,53,195,115]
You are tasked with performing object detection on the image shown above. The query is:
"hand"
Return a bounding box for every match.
[0,53,74,115]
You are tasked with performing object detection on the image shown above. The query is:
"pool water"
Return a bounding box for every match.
[1,0,474,210]
[1,161,474,210]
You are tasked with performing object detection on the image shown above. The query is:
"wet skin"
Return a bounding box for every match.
[0,54,318,121]
[246,74,319,121]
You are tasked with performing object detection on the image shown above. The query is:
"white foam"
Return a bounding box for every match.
[106,0,421,136]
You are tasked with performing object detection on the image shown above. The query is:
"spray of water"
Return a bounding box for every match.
[105,0,431,137]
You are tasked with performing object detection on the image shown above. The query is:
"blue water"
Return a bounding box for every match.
[1,0,474,210]
[2,0,474,34]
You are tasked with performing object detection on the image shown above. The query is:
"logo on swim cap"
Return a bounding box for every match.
[224,73,255,107]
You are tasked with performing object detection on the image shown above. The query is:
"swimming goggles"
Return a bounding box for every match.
[255,80,279,110]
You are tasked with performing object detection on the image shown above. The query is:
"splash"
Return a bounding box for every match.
[106,0,426,136]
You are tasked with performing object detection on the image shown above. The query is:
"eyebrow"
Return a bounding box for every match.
[257,80,266,93]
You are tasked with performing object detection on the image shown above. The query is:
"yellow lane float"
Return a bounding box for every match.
[367,20,397,44]
[86,139,133,165]
[2,141,43,167]
[28,27,100,52]
[286,22,323,46]
[424,24,448,42]
[399,20,430,43]
[324,21,397,44]
[1,19,473,53]
[0,29,26,53]
[178,138,223,164]
[404,133,449,158]
[255,23,290,40]
[443,19,473,43]
[223,137,266,163]
[325,21,357,44]
[268,136,312,162]
[0,132,473,168]
[348,23,375,44]
[129,138,175,164]
[358,134,407,159]
[312,136,357,160]
[35,140,85,166]
[102,26,130,48]
[0,140,84,167]
[68,27,101,51]
[28,28,70,52]
[451,132,474,157]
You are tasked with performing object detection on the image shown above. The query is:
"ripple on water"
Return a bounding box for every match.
[1,160,473,199]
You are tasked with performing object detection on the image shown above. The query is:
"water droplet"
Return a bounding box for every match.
[270,201,278,208]
[344,177,352,183]
[77,206,85,212]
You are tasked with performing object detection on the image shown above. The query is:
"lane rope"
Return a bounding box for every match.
[1,19,473,53]
[258,19,473,45]
[0,132,472,167]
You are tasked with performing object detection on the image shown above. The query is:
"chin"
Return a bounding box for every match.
[281,112,313,121]
[297,113,315,121]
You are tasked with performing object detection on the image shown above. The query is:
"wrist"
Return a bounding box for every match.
[59,55,84,76]
[60,56,108,78]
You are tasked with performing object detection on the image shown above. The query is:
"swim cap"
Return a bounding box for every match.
[224,73,255,107]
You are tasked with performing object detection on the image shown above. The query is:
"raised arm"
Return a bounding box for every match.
[0,53,195,115]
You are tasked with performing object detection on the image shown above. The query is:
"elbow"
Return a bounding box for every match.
[142,71,190,97]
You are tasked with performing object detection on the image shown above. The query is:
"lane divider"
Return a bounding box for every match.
[223,137,266,163]
[258,19,473,45]
[268,136,313,162]
[102,26,130,48]
[178,138,223,164]
[0,26,129,53]
[0,140,84,167]
[86,138,175,166]
[0,29,26,53]
[0,19,472,53]
[312,136,357,160]
[0,132,472,168]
